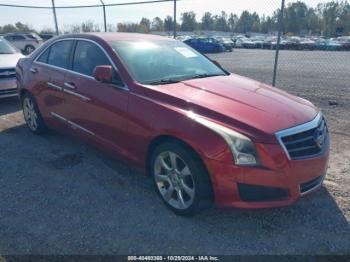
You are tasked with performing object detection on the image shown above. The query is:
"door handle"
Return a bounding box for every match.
[64,82,76,89]
[30,67,38,74]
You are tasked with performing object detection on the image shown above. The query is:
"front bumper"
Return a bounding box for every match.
[205,142,329,209]
[0,78,17,98]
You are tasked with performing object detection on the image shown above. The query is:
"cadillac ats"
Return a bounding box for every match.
[16,33,329,215]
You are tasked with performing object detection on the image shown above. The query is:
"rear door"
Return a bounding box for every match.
[33,40,74,122]
[62,39,129,156]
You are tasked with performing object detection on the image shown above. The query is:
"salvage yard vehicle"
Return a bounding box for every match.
[16,33,330,216]
[215,37,234,52]
[0,36,24,98]
[315,39,343,51]
[184,37,225,53]
[4,32,43,54]
[235,38,256,48]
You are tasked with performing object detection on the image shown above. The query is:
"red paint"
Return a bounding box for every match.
[17,33,329,208]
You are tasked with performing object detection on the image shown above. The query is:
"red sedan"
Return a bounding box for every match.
[16,33,329,216]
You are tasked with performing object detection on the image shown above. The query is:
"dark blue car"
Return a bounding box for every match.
[184,37,225,53]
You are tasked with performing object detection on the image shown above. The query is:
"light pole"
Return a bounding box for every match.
[100,0,107,32]
[173,0,177,38]
[272,0,285,87]
[51,0,59,35]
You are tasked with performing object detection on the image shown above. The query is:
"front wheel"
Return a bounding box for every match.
[151,142,213,216]
[22,92,48,134]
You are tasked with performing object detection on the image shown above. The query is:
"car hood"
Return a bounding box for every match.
[0,53,24,68]
[145,74,318,142]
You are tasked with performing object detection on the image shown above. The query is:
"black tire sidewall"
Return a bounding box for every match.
[24,45,35,54]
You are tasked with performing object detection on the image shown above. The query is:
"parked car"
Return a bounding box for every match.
[315,39,343,51]
[17,33,329,216]
[39,33,55,42]
[215,37,234,52]
[250,38,265,49]
[4,32,43,54]
[184,37,225,53]
[235,38,256,48]
[298,38,316,50]
[0,36,24,98]
[337,38,350,51]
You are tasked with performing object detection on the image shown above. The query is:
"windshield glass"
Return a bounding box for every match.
[0,38,17,54]
[110,40,227,85]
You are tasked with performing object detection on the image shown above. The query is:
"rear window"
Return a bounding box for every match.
[26,34,42,40]
[47,40,73,69]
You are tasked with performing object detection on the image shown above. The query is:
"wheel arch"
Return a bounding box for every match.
[19,88,30,101]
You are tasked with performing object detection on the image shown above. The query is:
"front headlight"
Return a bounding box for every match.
[188,111,259,166]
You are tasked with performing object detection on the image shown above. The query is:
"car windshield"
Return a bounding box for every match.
[110,40,227,85]
[0,38,17,54]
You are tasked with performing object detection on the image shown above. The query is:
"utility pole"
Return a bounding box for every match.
[173,0,177,38]
[100,0,107,32]
[51,0,59,35]
[272,0,285,87]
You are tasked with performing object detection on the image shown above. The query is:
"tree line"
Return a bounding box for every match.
[1,1,349,37]
[118,0,350,37]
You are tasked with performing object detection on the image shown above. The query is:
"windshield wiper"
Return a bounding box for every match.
[190,73,225,79]
[145,78,182,85]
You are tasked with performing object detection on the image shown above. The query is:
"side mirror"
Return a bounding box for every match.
[93,65,113,83]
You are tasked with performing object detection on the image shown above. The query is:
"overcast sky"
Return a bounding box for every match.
[0,0,332,31]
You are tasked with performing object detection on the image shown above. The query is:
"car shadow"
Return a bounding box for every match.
[0,97,21,116]
[0,124,349,255]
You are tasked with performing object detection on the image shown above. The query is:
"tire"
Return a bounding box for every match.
[150,141,213,216]
[24,45,35,54]
[22,92,48,135]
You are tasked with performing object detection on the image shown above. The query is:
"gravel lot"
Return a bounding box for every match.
[0,49,349,255]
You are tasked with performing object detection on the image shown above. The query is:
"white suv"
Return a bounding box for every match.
[4,33,43,54]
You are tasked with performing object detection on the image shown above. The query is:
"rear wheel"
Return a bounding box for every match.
[24,45,35,54]
[22,92,47,134]
[151,141,212,216]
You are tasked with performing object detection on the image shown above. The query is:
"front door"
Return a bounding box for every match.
[63,40,130,158]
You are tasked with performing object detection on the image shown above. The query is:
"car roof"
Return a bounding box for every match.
[58,32,174,42]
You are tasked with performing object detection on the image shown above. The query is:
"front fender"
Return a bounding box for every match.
[127,91,233,169]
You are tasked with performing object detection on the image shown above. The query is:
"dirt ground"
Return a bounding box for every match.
[0,49,349,255]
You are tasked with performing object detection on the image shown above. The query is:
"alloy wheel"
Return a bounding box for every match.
[23,96,38,131]
[154,151,196,210]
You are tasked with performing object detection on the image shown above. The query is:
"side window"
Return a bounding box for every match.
[37,48,50,63]
[73,41,111,77]
[12,35,25,40]
[47,40,73,69]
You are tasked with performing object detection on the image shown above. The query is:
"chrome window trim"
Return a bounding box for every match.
[63,88,91,102]
[33,37,129,91]
[275,112,326,160]
[50,112,94,136]
[47,82,63,91]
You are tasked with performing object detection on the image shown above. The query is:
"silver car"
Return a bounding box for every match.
[0,37,24,98]
[4,33,43,54]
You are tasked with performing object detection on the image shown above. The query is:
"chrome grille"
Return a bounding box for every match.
[0,68,16,79]
[276,113,328,160]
